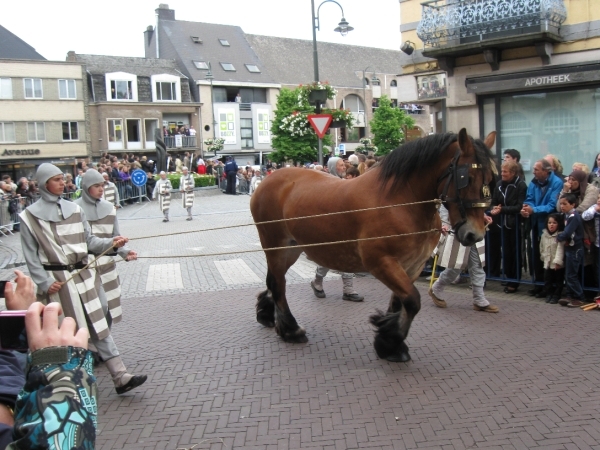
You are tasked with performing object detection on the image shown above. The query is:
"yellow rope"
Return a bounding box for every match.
[129,198,442,241]
[129,228,441,259]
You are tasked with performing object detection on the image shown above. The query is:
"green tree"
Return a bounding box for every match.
[270,87,332,164]
[369,95,415,156]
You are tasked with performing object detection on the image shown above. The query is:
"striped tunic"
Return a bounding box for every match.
[87,208,122,324]
[20,208,111,340]
[433,233,486,270]
[156,180,171,212]
[103,185,117,206]
[180,175,194,208]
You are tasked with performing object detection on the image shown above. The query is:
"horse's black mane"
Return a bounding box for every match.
[377,132,494,192]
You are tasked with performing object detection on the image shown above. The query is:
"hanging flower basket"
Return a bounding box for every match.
[324,108,355,129]
[298,82,337,105]
[203,137,225,154]
[308,89,328,104]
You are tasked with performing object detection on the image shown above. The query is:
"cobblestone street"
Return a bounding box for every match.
[2,190,600,449]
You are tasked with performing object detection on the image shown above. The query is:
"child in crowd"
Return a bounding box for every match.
[582,192,600,300]
[540,213,565,304]
[345,166,360,179]
[557,193,585,307]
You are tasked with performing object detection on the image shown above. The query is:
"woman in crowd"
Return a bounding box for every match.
[557,169,599,291]
[490,160,527,293]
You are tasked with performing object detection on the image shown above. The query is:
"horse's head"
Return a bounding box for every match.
[440,128,496,247]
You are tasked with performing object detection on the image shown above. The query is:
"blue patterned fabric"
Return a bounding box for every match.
[7,346,97,449]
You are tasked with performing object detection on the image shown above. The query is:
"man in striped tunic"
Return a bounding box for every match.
[180,166,194,221]
[20,163,147,395]
[428,205,499,313]
[102,172,120,208]
[153,171,172,222]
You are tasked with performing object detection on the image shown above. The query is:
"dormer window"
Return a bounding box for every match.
[219,39,230,46]
[245,64,260,73]
[151,74,181,103]
[193,61,209,70]
[191,36,203,44]
[220,63,235,71]
[105,72,138,102]
[111,80,133,99]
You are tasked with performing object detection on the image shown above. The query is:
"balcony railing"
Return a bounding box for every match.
[417,0,567,50]
[164,136,197,149]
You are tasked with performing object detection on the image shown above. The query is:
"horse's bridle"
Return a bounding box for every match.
[437,148,492,234]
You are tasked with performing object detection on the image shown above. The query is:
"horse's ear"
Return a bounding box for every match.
[484,131,497,149]
[458,128,473,157]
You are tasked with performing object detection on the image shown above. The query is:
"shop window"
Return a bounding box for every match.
[27,122,45,142]
[24,78,43,99]
[58,79,76,99]
[240,118,253,148]
[0,78,12,99]
[543,109,579,134]
[0,122,15,143]
[62,122,79,141]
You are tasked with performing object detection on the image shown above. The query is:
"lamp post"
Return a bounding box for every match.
[361,67,378,138]
[311,0,353,164]
[204,63,218,156]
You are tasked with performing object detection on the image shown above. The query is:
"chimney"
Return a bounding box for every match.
[144,25,154,49]
[66,51,76,62]
[156,4,175,21]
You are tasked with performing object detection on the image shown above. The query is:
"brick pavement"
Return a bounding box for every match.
[96,278,600,450]
[4,190,600,448]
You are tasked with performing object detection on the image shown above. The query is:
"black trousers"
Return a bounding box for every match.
[226,171,237,194]
[503,227,521,288]
[544,267,565,298]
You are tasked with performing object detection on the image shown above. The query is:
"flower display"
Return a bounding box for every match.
[203,137,225,153]
[279,111,313,137]
[298,82,337,104]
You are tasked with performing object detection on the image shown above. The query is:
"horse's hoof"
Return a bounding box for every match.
[257,317,275,328]
[385,352,411,363]
[279,326,308,343]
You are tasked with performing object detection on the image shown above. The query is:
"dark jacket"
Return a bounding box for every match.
[491,176,527,229]
[557,209,584,250]
[225,160,238,174]
[110,167,121,182]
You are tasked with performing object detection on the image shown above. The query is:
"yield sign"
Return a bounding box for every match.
[307,114,333,139]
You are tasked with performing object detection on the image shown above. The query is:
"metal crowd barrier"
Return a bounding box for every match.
[483,214,600,294]
[113,180,148,205]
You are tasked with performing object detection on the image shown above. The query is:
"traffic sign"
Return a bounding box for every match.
[131,169,148,187]
[307,114,333,139]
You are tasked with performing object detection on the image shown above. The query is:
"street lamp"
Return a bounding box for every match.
[204,63,218,156]
[311,0,353,164]
[362,66,377,138]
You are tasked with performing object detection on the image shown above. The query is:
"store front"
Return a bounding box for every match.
[0,143,87,180]
[471,61,600,173]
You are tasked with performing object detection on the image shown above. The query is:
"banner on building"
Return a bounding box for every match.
[217,108,236,144]
[256,108,271,144]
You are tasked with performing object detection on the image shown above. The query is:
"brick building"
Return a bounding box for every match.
[0,25,89,179]
[66,52,202,160]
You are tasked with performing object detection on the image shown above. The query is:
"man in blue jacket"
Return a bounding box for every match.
[521,158,563,296]
[224,157,238,195]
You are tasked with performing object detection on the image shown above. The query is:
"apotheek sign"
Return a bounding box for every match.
[466,62,600,94]
[2,149,41,157]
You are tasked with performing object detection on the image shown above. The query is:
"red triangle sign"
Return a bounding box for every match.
[307,114,333,139]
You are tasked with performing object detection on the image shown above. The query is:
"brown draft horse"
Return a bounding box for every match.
[250,129,496,362]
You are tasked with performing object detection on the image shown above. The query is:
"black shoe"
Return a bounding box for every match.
[535,290,547,299]
[545,296,552,303]
[549,297,559,304]
[310,281,326,298]
[116,375,148,395]
[342,293,364,302]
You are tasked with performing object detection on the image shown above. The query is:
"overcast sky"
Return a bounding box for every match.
[5,0,401,61]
